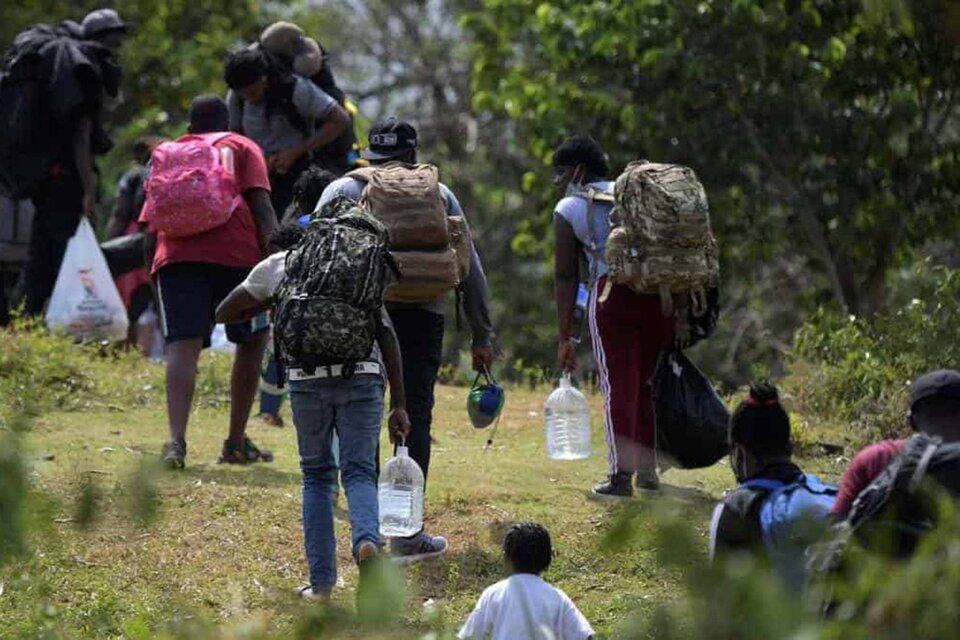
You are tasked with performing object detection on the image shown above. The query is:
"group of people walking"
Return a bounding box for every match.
[4,7,959,639]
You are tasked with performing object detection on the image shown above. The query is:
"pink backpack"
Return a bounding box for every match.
[141,133,241,237]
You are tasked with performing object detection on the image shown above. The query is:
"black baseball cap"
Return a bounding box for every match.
[910,369,960,408]
[362,117,418,161]
[82,9,134,39]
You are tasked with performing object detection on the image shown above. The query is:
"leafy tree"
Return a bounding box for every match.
[464,0,959,379]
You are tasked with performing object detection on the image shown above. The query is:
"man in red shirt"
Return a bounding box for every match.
[141,95,278,468]
[831,369,960,517]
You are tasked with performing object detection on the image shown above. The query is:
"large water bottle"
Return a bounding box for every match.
[378,444,424,537]
[544,374,592,460]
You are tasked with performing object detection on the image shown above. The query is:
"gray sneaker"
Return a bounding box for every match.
[389,530,449,565]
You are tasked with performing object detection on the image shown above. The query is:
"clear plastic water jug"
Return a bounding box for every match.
[544,373,592,460]
[378,445,424,537]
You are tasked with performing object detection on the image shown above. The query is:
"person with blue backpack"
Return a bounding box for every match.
[709,383,837,590]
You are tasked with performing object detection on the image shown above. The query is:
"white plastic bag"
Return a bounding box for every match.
[45,218,129,342]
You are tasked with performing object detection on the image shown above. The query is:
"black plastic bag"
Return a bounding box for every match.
[100,232,145,277]
[653,351,730,469]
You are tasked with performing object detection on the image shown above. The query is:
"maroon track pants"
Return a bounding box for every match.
[589,276,674,475]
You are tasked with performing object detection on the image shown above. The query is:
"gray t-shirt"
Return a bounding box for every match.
[553,181,615,280]
[227,77,337,156]
[316,175,494,347]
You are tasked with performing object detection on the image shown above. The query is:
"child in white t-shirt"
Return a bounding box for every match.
[459,522,595,640]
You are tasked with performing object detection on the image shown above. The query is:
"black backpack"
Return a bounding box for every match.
[845,434,960,557]
[272,197,399,372]
[0,23,113,198]
[807,434,960,615]
[0,25,60,197]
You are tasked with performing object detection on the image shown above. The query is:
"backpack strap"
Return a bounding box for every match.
[908,439,941,494]
[740,478,785,492]
[580,184,614,289]
[801,474,839,495]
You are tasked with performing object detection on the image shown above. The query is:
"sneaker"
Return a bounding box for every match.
[217,437,274,464]
[256,413,284,428]
[389,530,449,565]
[590,472,634,499]
[635,470,660,491]
[356,540,383,617]
[296,584,331,603]
[161,439,186,470]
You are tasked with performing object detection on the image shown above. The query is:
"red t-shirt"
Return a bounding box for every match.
[141,132,270,273]
[831,438,907,517]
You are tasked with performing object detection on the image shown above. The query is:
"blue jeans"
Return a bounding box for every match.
[289,373,383,589]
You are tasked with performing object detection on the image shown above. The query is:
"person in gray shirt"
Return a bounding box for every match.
[225,48,350,219]
[317,117,495,563]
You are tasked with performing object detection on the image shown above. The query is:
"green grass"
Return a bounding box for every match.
[0,352,848,639]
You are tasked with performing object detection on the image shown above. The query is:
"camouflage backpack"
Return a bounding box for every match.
[603,161,719,344]
[273,197,399,371]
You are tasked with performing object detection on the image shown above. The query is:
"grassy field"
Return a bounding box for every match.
[0,351,847,639]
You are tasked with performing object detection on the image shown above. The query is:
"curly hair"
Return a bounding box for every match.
[504,521,552,575]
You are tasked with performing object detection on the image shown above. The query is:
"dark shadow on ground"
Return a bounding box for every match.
[407,545,501,600]
[174,463,303,487]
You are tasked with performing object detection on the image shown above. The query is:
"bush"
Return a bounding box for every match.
[791,263,960,445]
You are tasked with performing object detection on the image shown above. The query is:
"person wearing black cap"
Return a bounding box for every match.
[831,369,960,518]
[19,8,131,318]
[316,117,496,564]
[708,383,811,561]
[139,94,278,470]
[224,47,350,220]
[81,8,133,50]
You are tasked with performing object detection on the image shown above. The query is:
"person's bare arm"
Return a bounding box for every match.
[554,215,582,371]
[143,230,156,273]
[376,307,411,443]
[107,190,134,238]
[73,117,97,220]
[215,287,271,324]
[269,105,351,174]
[245,187,278,257]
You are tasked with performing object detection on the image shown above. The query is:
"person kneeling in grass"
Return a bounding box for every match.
[215,223,410,602]
[459,522,594,640]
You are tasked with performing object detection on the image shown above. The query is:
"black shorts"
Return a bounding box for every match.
[156,262,268,348]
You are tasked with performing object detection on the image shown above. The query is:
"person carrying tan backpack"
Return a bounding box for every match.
[316,117,495,563]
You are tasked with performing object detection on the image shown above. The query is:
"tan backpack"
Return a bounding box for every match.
[348,163,471,302]
[603,161,719,323]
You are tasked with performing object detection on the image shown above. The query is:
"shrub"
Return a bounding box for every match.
[791,263,960,445]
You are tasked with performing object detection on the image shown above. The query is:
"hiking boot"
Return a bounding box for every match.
[635,470,660,491]
[389,530,449,565]
[161,439,187,470]
[296,585,332,603]
[590,472,634,499]
[255,413,284,428]
[217,437,274,464]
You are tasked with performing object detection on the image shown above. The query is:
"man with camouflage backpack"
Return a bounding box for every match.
[553,136,720,497]
[317,117,495,563]
[216,197,411,602]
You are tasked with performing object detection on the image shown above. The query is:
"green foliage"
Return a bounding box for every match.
[0,436,28,565]
[465,0,960,383]
[792,263,960,443]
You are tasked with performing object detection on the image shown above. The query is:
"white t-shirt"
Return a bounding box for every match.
[458,574,594,640]
[241,252,287,301]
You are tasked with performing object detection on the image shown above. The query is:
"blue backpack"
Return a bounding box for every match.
[740,474,838,590]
